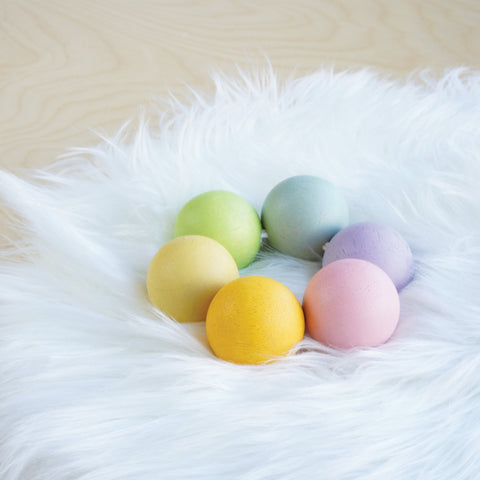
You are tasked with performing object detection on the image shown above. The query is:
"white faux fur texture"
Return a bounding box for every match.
[1,68,480,480]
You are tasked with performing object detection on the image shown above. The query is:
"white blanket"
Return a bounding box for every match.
[1,68,479,480]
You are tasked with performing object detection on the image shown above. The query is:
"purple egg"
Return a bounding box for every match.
[322,222,414,290]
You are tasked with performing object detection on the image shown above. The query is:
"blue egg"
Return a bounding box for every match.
[261,175,349,260]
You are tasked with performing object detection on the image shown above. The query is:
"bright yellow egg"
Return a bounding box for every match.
[146,235,239,323]
[206,276,305,364]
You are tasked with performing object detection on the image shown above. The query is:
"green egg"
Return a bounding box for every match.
[174,190,262,269]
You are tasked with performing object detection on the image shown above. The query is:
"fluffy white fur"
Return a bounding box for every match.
[1,67,480,480]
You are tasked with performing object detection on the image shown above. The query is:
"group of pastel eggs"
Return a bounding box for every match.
[146,175,414,365]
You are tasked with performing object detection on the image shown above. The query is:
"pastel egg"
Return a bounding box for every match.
[174,190,262,269]
[303,258,400,349]
[261,175,349,261]
[323,221,414,290]
[147,235,239,323]
[206,276,305,364]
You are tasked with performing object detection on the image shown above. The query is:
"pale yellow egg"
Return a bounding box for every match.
[206,276,305,364]
[147,235,239,323]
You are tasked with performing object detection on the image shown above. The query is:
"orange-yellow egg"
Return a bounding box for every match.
[206,276,305,364]
[147,235,239,323]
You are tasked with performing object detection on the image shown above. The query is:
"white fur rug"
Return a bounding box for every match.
[1,68,480,480]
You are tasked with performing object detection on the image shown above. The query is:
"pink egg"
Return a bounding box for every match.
[303,258,400,349]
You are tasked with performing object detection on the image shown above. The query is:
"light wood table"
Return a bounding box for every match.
[1,0,480,170]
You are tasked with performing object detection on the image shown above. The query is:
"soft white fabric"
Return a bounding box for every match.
[1,68,479,480]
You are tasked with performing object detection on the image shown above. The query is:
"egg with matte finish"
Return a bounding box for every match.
[174,190,262,269]
[206,276,305,364]
[261,175,349,261]
[323,221,414,290]
[147,235,239,323]
[303,258,400,349]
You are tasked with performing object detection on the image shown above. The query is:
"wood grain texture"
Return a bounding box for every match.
[1,0,480,170]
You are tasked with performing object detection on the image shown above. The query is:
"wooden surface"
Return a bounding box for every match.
[1,0,480,170]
